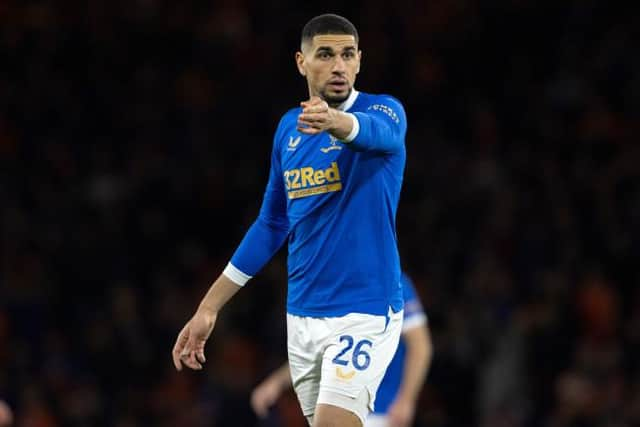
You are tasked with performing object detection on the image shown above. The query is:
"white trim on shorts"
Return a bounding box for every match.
[317,388,369,426]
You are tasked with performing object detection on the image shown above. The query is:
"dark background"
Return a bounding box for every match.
[1,1,638,426]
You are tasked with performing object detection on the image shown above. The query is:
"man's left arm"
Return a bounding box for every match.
[297,95,406,154]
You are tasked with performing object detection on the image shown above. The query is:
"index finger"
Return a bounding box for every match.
[172,351,183,371]
[172,330,189,371]
[297,125,322,135]
[300,96,323,107]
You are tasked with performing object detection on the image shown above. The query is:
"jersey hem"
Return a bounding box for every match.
[286,299,403,318]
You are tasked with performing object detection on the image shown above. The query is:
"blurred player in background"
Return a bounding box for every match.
[251,272,432,427]
[173,13,408,427]
[0,400,13,427]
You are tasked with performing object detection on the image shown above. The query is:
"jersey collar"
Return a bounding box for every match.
[335,89,359,112]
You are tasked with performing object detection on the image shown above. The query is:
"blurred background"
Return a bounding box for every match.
[0,0,638,426]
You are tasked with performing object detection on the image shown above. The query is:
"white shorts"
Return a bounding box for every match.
[287,308,403,424]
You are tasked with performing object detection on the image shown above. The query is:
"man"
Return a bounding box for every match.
[251,272,432,427]
[172,13,408,427]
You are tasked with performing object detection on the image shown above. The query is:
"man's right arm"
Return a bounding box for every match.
[172,273,243,371]
[224,132,289,285]
[173,131,289,371]
[198,274,245,314]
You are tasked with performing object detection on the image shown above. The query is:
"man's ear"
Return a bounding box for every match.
[356,50,362,74]
[295,52,306,76]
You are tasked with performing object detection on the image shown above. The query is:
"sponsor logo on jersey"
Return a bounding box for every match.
[368,103,400,124]
[284,161,342,199]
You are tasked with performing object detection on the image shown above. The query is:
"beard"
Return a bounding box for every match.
[320,86,351,107]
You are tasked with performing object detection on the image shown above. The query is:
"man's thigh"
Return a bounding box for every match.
[287,314,324,419]
[317,309,403,424]
[313,402,363,427]
[287,309,403,423]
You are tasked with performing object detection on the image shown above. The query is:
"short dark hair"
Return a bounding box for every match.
[301,14,359,46]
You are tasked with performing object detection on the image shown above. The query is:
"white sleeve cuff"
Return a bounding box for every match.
[402,313,427,332]
[342,113,360,142]
[223,262,252,286]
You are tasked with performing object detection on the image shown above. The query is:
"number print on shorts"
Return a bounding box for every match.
[332,335,373,371]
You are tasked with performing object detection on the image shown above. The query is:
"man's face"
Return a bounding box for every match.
[296,35,361,106]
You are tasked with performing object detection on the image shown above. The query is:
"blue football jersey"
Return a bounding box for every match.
[228,89,407,317]
[373,272,427,414]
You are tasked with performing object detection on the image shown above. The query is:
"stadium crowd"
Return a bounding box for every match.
[0,0,638,426]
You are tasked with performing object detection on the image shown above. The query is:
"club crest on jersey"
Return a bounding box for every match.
[284,162,342,199]
[320,135,342,153]
[287,135,302,151]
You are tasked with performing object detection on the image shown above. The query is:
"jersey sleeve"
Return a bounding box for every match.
[401,273,428,332]
[227,130,289,283]
[345,95,407,154]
